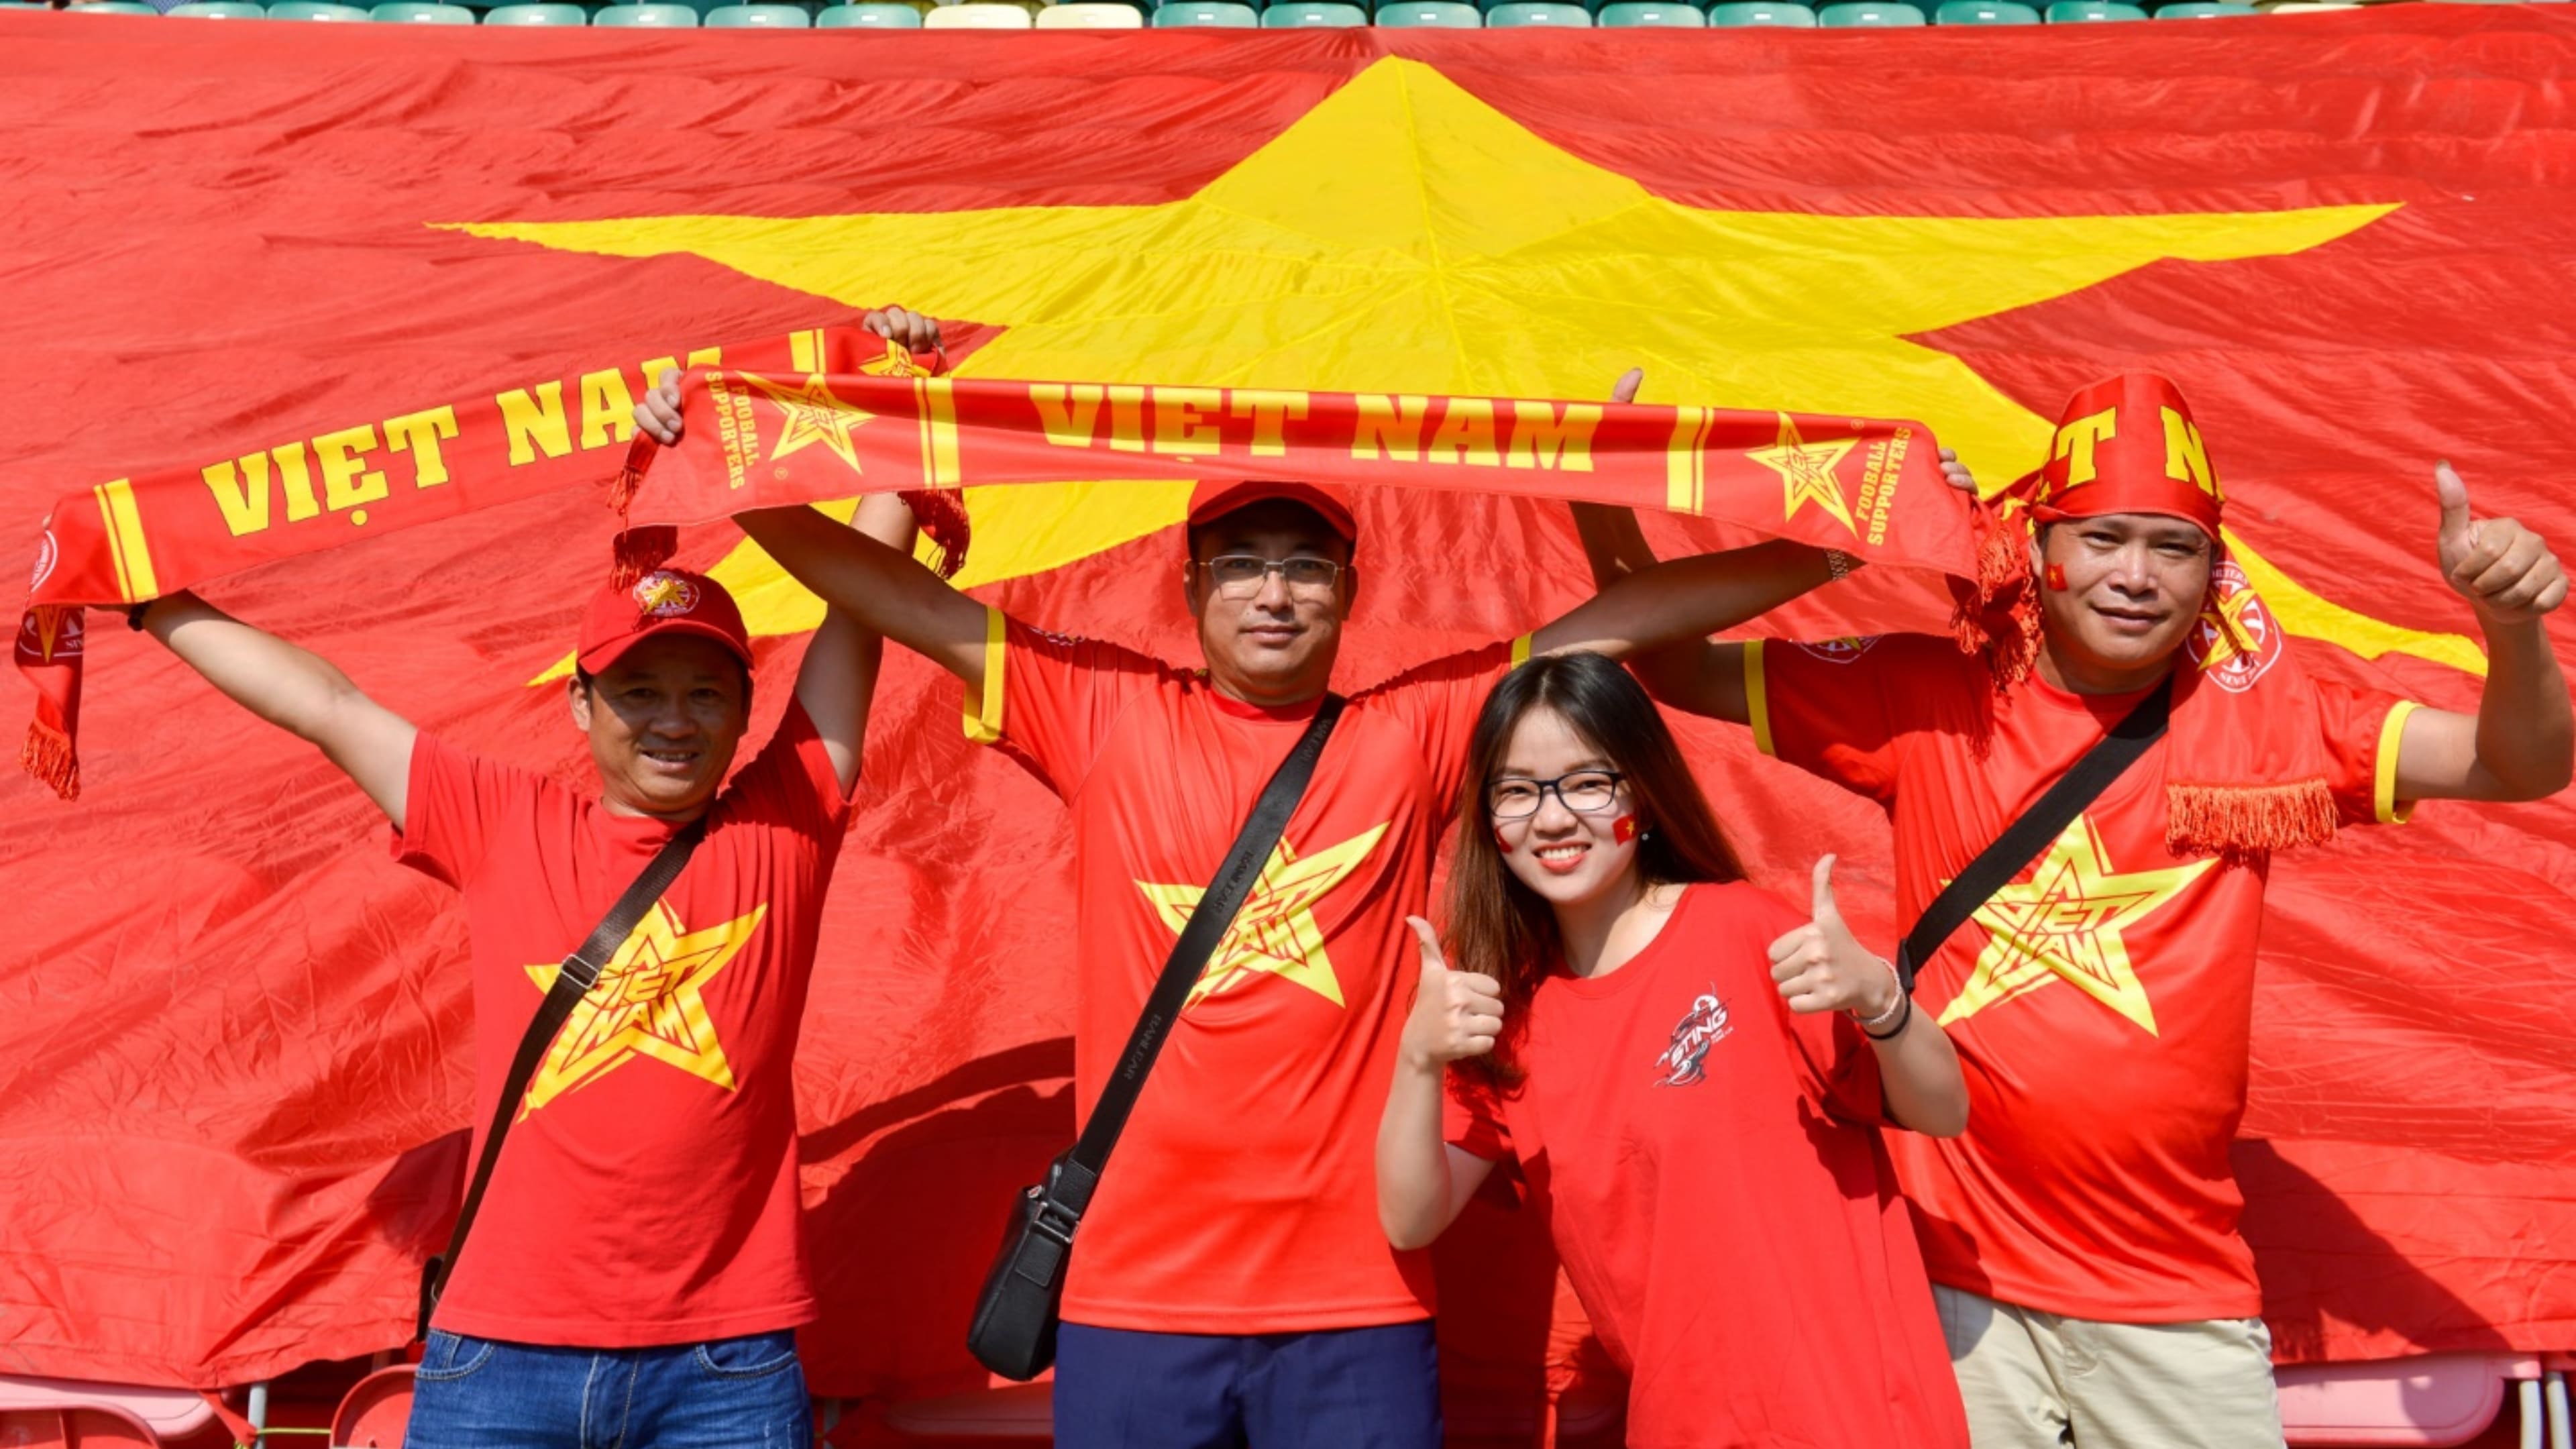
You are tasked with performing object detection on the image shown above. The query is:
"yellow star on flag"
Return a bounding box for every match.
[1136,823,1391,1010]
[1938,816,2216,1036]
[465,57,2483,685]
[518,899,767,1114]
[1749,413,1862,536]
[743,370,876,476]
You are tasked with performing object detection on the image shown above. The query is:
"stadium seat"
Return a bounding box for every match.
[371,2,476,18]
[1707,1,1815,21]
[1374,0,1481,21]
[592,3,698,21]
[1936,0,2036,17]
[924,1,1030,21]
[0,1378,220,1449]
[2045,0,2144,15]
[170,3,268,15]
[1599,1,1704,20]
[817,1,922,21]
[1036,1,1142,22]
[1487,0,1589,19]
[1819,0,1922,20]
[269,1,372,15]
[1150,0,1252,20]
[1261,0,1364,22]
[2153,1,2255,12]
[705,3,808,21]
[65,3,164,12]
[484,3,584,19]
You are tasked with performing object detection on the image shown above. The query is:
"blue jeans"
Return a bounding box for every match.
[405,1328,811,1449]
[1052,1320,1442,1449]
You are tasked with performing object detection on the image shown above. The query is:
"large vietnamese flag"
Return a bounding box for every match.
[3,6,2573,1414]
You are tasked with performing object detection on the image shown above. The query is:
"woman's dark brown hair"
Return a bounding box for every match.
[1444,652,1745,1079]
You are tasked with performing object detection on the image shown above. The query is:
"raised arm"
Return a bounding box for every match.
[1768,857,1968,1138]
[126,591,417,827]
[1377,918,1501,1250]
[794,494,920,796]
[2390,464,2573,804]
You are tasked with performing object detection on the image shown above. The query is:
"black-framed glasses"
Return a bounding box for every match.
[1196,554,1346,598]
[1487,770,1626,820]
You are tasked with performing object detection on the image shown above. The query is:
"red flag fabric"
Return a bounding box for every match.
[3,7,2574,1409]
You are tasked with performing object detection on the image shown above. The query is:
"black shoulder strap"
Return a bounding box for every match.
[1894,672,2174,991]
[415,816,708,1340]
[1065,694,1346,1180]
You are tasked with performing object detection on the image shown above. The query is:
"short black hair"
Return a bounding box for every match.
[572,659,753,702]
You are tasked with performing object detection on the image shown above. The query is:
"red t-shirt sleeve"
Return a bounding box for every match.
[1442,1066,1514,1163]
[1739,885,1890,1128]
[388,733,543,890]
[1355,639,1526,822]
[961,605,1167,800]
[2312,676,2424,828]
[1745,635,1958,803]
[716,699,853,840]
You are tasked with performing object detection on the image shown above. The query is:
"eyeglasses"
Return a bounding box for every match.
[1487,770,1626,820]
[1196,554,1346,598]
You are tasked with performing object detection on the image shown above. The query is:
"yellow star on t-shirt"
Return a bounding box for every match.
[518,899,767,1114]
[742,370,875,476]
[1938,815,2216,1036]
[1136,823,1391,1010]
[1748,413,1861,537]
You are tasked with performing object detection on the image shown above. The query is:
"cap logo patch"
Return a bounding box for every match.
[633,571,700,619]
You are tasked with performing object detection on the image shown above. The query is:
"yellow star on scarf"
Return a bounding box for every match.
[743,370,875,476]
[1135,823,1391,1010]
[465,57,2481,684]
[2194,584,2269,673]
[1939,816,2216,1036]
[518,899,766,1114]
[1750,413,1862,537]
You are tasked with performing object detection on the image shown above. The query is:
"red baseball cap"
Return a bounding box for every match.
[1185,479,1358,544]
[576,568,754,676]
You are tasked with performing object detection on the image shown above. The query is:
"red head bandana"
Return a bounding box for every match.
[2023,372,2224,540]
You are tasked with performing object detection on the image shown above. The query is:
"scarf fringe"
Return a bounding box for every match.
[898,489,973,582]
[609,525,680,590]
[608,435,655,517]
[2165,780,2336,856]
[21,720,78,801]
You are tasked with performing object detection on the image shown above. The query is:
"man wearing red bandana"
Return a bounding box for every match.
[1582,373,2571,1446]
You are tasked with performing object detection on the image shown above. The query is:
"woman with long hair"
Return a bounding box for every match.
[1377,651,1971,1447]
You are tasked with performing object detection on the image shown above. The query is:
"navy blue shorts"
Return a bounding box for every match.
[1052,1320,1442,1449]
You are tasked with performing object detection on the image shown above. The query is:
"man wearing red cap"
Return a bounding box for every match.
[1580,373,2572,1446]
[115,310,943,1449]
[637,360,1977,1446]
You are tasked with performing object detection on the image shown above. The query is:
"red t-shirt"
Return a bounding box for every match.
[1749,633,2416,1322]
[1444,881,1968,1449]
[392,702,849,1346]
[966,606,1521,1333]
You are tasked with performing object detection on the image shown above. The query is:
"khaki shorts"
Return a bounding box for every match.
[1933,1285,2286,1449]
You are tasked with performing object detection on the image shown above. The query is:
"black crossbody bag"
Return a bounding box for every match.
[967,696,1348,1381]
[415,818,708,1342]
[1891,674,2174,991]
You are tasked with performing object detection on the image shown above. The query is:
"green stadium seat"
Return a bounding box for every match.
[170,2,268,15]
[1707,1,1813,21]
[0,3,44,9]
[818,0,921,20]
[705,2,807,19]
[371,1,476,17]
[1935,0,2035,17]
[2045,0,2143,15]
[1373,0,1479,21]
[1150,0,1253,20]
[1819,1,1921,20]
[269,1,372,15]
[1598,0,1703,19]
[66,3,164,12]
[484,2,584,17]
[1262,0,1364,21]
[1486,0,1588,18]
[592,2,697,19]
[2154,1,2254,11]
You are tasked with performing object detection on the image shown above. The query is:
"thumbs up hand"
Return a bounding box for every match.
[1401,917,1507,1069]
[1767,856,1902,1018]
[2437,462,2567,625]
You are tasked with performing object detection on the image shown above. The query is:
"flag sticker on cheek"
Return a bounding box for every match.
[1494,826,1515,855]
[2045,563,2070,592]
[1613,815,1639,845]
